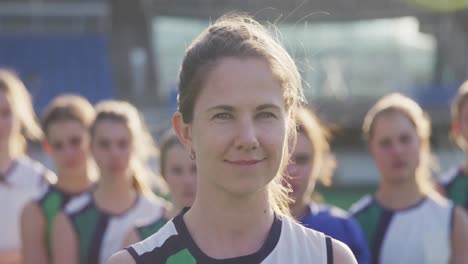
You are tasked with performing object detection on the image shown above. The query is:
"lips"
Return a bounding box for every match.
[225,158,265,166]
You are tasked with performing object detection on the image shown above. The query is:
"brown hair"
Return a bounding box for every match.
[362,93,435,194]
[177,14,306,218]
[0,69,43,155]
[41,94,95,136]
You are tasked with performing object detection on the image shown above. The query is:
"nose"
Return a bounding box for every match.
[63,143,76,157]
[235,117,259,151]
[391,141,405,155]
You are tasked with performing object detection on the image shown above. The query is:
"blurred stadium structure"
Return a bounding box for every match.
[0,0,467,191]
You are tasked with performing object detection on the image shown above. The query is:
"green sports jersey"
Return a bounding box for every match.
[350,195,452,264]
[128,209,333,264]
[38,185,74,258]
[439,167,468,210]
[65,192,165,264]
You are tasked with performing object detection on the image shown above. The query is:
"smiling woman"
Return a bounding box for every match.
[108,13,356,264]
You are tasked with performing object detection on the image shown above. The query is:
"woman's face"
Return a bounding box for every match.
[91,120,133,179]
[369,111,421,185]
[164,144,197,208]
[286,132,315,204]
[46,120,90,173]
[177,57,289,197]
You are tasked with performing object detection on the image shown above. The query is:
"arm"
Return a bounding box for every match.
[332,239,358,264]
[107,250,136,264]
[52,212,79,264]
[451,207,468,264]
[123,228,141,248]
[20,201,48,264]
[0,249,21,264]
[345,217,371,264]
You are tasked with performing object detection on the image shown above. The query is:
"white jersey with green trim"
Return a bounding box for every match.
[128,209,334,264]
[0,156,55,250]
[350,195,453,264]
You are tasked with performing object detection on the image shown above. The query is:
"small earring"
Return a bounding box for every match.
[190,149,196,160]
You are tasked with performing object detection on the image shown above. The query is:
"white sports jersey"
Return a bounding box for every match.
[0,157,55,249]
[128,209,334,264]
[351,195,453,264]
[64,192,165,264]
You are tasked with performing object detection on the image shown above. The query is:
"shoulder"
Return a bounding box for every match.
[107,250,136,264]
[21,199,45,227]
[128,219,179,258]
[14,156,57,185]
[21,199,43,219]
[425,193,453,210]
[452,206,468,233]
[316,203,349,219]
[331,238,358,264]
[281,216,326,243]
[349,194,373,215]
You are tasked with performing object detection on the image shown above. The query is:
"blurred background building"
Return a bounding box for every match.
[1,0,468,206]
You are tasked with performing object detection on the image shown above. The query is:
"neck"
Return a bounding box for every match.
[184,184,274,259]
[0,142,14,172]
[56,165,93,194]
[94,172,137,214]
[289,195,310,220]
[376,176,425,210]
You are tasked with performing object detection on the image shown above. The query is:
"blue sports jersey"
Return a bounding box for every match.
[299,203,370,264]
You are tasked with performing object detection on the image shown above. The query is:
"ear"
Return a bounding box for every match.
[42,141,52,154]
[452,119,460,135]
[172,112,193,150]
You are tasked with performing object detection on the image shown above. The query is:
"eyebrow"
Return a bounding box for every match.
[206,104,281,112]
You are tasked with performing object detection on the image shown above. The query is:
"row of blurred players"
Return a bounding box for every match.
[0,67,467,264]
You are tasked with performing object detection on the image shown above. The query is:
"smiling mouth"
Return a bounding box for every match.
[225,158,266,166]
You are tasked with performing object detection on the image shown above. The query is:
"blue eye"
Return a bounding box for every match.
[213,113,232,120]
[256,112,276,119]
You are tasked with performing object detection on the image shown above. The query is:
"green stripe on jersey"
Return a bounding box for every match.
[39,187,68,258]
[166,249,196,264]
[354,202,384,249]
[70,204,102,264]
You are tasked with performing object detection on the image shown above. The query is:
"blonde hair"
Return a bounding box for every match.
[0,69,43,155]
[450,80,468,149]
[91,100,167,198]
[295,107,336,186]
[177,14,306,218]
[362,93,436,195]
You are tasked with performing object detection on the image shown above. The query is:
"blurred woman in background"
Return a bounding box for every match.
[439,80,468,211]
[286,107,370,263]
[0,69,55,264]
[52,100,165,264]
[350,93,468,264]
[21,94,96,264]
[123,129,197,245]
